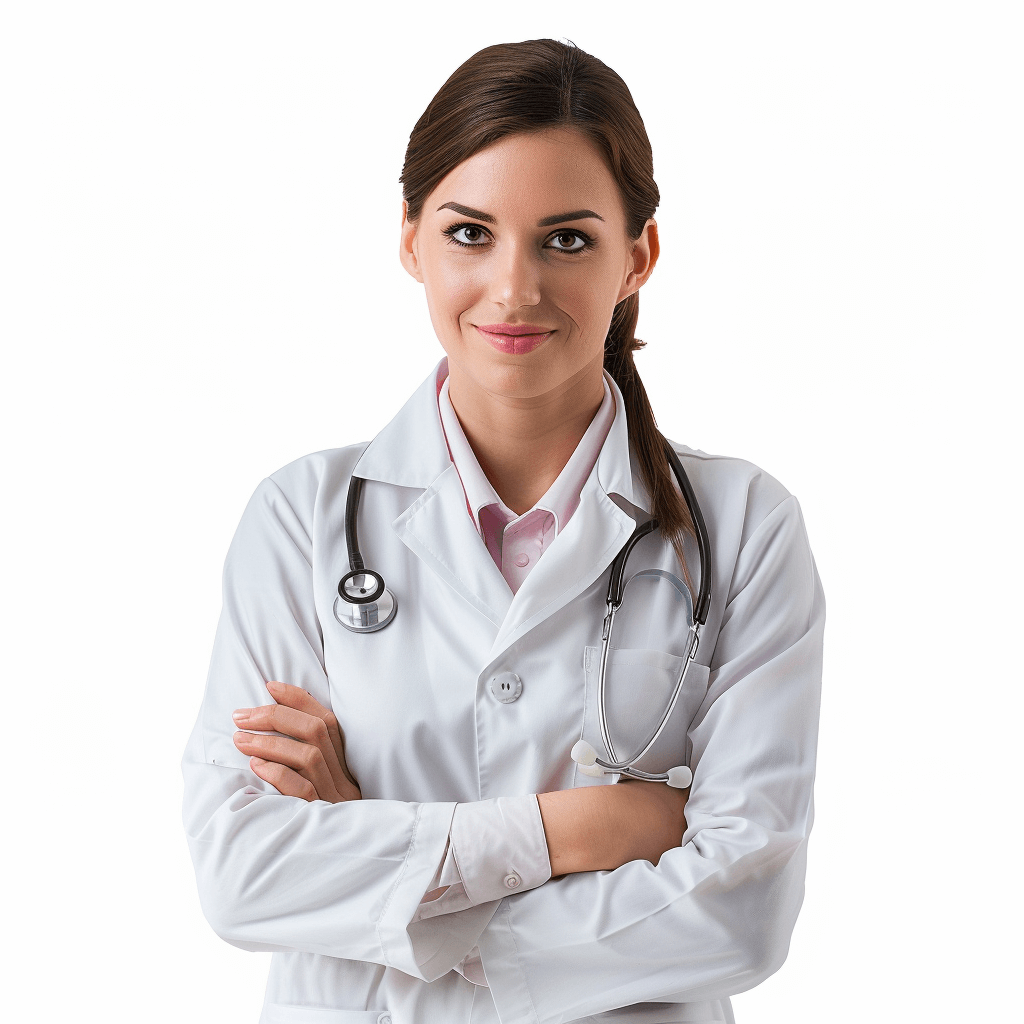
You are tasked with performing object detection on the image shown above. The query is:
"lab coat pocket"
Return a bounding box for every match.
[261,1006,393,1024]
[577,646,711,785]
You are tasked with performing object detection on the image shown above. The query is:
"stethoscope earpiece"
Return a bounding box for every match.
[573,738,692,788]
[571,739,598,766]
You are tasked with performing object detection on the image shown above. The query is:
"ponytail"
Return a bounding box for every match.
[604,292,696,596]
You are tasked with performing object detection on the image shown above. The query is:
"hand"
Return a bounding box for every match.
[232,681,361,803]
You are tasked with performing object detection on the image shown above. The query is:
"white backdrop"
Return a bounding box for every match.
[1,3,1020,1021]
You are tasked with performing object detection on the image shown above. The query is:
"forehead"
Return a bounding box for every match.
[429,128,624,222]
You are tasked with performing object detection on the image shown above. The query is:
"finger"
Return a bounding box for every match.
[263,682,344,759]
[235,702,329,743]
[265,680,330,717]
[236,728,361,801]
[234,730,344,802]
[248,757,319,802]
[233,702,359,797]
[262,682,359,790]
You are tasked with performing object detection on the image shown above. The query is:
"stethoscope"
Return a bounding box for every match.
[335,439,711,788]
[333,475,399,633]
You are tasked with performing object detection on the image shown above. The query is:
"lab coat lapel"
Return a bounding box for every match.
[393,465,514,626]
[487,481,635,659]
[487,376,644,660]
[352,358,514,626]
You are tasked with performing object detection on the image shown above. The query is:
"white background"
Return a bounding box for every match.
[1,2,1020,1021]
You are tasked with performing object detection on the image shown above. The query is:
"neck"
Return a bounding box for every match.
[446,354,606,515]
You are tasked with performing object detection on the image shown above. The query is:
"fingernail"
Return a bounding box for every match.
[233,730,248,743]
[266,681,280,690]
[232,709,249,722]
[250,757,266,766]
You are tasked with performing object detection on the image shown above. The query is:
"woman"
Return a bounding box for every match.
[182,38,825,1024]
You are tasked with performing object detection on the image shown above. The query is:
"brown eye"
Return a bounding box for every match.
[548,231,588,252]
[444,223,490,247]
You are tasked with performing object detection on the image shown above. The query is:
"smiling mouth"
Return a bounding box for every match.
[474,326,554,355]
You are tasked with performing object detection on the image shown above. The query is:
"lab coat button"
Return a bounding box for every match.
[490,671,522,704]
[514,552,529,567]
[377,1014,392,1024]
[504,872,522,889]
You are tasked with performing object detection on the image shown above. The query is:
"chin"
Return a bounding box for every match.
[449,348,545,396]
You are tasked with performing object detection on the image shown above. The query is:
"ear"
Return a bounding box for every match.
[616,219,659,303]
[399,199,424,283]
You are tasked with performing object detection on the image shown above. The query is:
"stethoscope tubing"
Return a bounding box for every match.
[597,621,701,772]
[592,439,712,778]
[344,474,367,574]
[338,434,713,785]
[663,440,713,627]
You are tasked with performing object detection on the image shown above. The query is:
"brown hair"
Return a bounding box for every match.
[399,38,696,587]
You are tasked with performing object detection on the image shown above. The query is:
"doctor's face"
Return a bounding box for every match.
[399,128,658,405]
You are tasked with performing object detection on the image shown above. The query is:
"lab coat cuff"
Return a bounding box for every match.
[451,794,552,906]
[375,800,465,978]
[411,838,472,922]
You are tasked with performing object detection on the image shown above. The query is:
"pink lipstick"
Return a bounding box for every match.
[474,323,555,355]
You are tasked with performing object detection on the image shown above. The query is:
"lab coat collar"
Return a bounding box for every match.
[437,371,617,536]
[594,370,640,512]
[352,357,642,513]
[352,357,648,644]
[351,359,454,489]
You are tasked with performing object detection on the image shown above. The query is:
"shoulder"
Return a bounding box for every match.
[667,440,796,544]
[234,444,369,541]
[264,444,368,501]
[667,442,823,629]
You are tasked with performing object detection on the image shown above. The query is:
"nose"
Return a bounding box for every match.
[488,239,541,310]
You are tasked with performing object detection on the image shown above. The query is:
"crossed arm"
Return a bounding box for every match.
[231,680,689,877]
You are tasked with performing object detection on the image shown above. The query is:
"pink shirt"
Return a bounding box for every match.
[437,373,616,593]
[411,368,619,986]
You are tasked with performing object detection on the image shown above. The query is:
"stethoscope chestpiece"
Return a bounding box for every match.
[334,569,397,633]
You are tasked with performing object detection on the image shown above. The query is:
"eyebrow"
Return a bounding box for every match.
[436,201,605,226]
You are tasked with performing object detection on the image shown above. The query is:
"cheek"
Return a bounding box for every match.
[422,256,478,324]
[562,274,616,344]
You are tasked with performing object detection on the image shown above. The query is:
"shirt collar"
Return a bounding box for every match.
[437,369,617,535]
[353,356,641,518]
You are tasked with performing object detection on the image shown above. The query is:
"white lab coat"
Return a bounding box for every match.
[181,358,825,1024]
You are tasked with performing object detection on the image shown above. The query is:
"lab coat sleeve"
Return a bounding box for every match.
[474,494,825,1024]
[180,474,498,981]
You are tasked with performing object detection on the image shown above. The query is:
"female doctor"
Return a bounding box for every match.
[181,37,825,1024]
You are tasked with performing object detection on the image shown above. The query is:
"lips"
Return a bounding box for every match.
[478,322,552,336]
[474,323,555,355]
